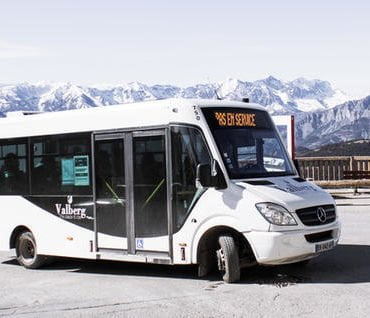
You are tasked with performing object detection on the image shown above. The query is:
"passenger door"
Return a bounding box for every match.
[94,130,170,255]
[132,130,169,253]
[94,134,127,250]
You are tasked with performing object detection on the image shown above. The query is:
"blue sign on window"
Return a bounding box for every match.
[74,155,89,186]
[61,158,74,185]
[61,156,90,186]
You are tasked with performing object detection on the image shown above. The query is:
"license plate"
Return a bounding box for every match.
[315,240,335,253]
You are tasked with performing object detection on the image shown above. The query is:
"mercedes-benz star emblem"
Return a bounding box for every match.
[317,207,327,223]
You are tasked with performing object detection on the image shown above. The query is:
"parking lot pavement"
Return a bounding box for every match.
[1,196,370,318]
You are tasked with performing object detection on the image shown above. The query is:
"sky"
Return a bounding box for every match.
[0,0,369,97]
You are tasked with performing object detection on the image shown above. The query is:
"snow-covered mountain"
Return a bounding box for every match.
[0,77,368,149]
[0,76,350,114]
[295,95,370,149]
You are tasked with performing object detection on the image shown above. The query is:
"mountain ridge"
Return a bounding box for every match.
[0,77,351,113]
[0,77,368,149]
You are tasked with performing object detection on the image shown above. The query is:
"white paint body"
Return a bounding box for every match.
[0,99,340,266]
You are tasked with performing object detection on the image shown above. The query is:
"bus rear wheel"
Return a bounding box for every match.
[16,231,46,269]
[216,234,240,283]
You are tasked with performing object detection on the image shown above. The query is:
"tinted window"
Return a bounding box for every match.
[0,139,28,194]
[95,138,126,238]
[31,134,92,195]
[133,134,167,237]
[202,108,294,179]
[171,126,211,232]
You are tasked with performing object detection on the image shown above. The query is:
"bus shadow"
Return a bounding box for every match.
[2,257,199,280]
[239,244,370,286]
[3,244,370,285]
[72,260,199,280]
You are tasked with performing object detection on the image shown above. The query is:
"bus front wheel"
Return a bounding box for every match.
[216,234,240,283]
[16,231,46,269]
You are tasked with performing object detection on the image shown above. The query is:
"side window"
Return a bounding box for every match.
[31,134,91,195]
[133,134,167,237]
[237,145,257,169]
[263,137,287,171]
[0,139,28,194]
[171,126,211,232]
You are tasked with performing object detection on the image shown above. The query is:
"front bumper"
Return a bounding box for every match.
[244,221,341,265]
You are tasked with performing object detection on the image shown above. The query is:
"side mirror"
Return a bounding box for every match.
[196,160,227,189]
[293,159,301,177]
[196,163,212,188]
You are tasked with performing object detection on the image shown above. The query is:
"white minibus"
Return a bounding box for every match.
[0,98,340,282]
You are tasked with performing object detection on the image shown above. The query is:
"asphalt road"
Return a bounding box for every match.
[1,195,370,318]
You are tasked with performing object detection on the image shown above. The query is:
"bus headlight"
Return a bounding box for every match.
[255,203,297,226]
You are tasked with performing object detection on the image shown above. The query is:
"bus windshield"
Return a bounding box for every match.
[202,107,295,179]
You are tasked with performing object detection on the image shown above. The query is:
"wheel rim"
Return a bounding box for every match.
[20,238,35,260]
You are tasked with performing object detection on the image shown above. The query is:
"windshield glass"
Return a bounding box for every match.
[202,107,295,179]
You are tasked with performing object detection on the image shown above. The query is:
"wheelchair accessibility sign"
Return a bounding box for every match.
[136,239,144,249]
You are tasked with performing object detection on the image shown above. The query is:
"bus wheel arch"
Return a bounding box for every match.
[196,226,255,283]
[10,225,31,249]
[11,227,47,269]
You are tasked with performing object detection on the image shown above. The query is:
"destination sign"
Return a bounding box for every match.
[202,107,272,130]
[214,111,256,127]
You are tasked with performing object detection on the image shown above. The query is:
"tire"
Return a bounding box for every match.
[217,234,240,283]
[15,231,47,269]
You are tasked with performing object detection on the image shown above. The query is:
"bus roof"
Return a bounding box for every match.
[0,98,266,139]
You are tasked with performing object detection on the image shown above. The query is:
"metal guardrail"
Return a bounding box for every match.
[296,156,370,181]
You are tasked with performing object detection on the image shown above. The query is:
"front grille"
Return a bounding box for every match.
[295,204,336,226]
[305,230,333,243]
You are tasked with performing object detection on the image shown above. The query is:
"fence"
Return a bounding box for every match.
[296,156,370,181]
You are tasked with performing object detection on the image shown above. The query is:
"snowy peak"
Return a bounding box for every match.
[38,83,99,111]
[288,78,332,100]
[257,76,285,90]
[217,78,250,100]
[0,77,367,150]
[295,95,370,148]
[214,76,349,113]
[0,76,352,115]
